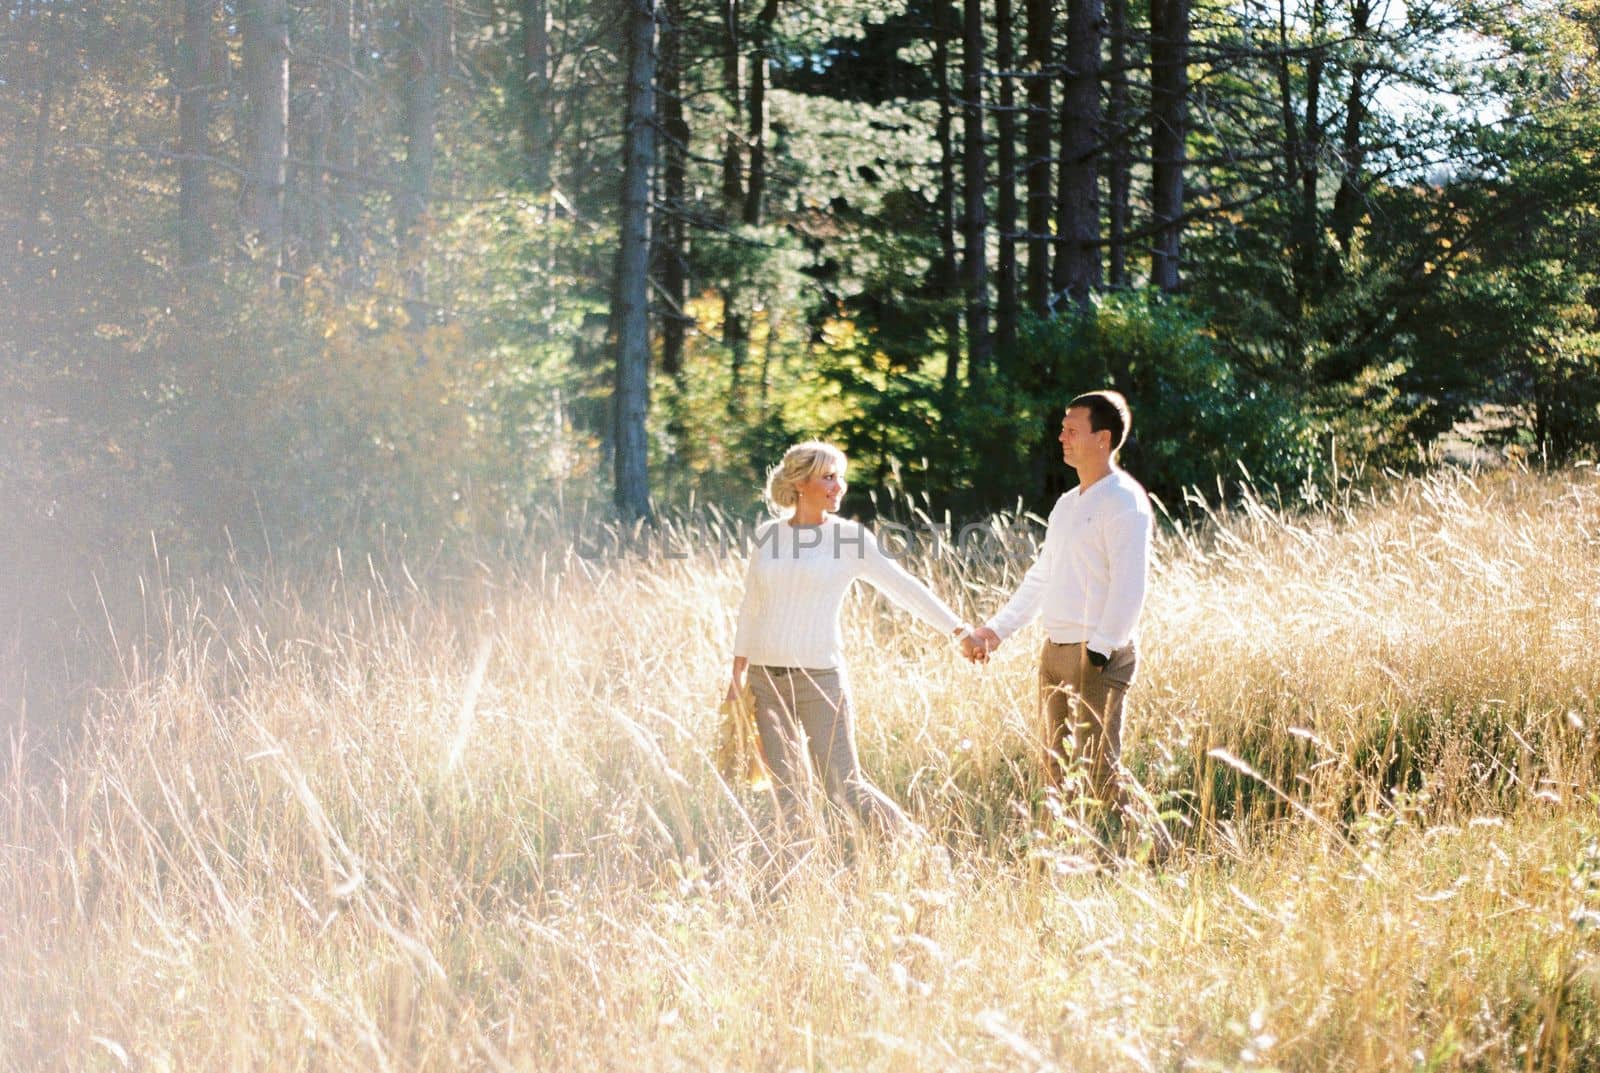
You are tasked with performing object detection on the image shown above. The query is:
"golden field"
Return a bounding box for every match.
[5,466,1600,1071]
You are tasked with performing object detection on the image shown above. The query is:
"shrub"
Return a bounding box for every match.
[1007,291,1325,508]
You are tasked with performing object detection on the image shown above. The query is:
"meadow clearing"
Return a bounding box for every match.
[5,465,1600,1071]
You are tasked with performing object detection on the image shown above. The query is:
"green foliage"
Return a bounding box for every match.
[818,339,969,511]
[649,293,867,515]
[8,0,1600,559]
[1376,102,1600,462]
[811,292,1324,520]
[440,197,617,516]
[1,251,545,587]
[1009,293,1325,507]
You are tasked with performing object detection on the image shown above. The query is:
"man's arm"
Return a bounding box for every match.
[971,503,1062,655]
[1087,505,1151,657]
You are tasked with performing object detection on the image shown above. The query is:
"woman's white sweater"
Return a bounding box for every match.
[732,516,963,670]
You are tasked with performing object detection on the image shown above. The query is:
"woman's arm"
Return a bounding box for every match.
[728,527,764,701]
[856,526,966,636]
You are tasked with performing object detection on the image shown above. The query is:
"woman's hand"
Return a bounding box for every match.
[725,656,748,706]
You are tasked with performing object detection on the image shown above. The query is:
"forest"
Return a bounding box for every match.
[2,0,1599,562]
[9,6,1600,1067]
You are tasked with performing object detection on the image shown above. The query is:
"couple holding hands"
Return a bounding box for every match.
[726,390,1154,855]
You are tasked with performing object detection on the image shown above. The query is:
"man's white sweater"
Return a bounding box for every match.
[985,468,1152,655]
[733,516,962,670]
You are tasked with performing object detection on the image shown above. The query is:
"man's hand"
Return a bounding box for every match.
[962,626,1001,663]
[1086,647,1110,669]
[724,680,745,706]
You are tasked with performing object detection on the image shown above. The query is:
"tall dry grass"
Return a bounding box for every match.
[5,466,1600,1071]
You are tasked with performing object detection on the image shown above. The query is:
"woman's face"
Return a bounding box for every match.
[795,463,846,514]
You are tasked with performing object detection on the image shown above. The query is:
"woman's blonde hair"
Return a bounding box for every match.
[763,440,848,514]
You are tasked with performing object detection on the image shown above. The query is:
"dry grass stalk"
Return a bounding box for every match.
[4,466,1600,1071]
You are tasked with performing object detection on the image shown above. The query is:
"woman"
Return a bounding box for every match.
[727,441,972,841]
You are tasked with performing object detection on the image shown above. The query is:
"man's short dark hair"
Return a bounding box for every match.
[1068,390,1132,452]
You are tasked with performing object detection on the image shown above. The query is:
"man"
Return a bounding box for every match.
[963,390,1153,843]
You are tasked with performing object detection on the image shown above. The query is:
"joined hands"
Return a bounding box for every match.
[725,627,999,706]
[960,626,1000,664]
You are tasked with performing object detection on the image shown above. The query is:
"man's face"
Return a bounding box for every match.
[1058,406,1108,471]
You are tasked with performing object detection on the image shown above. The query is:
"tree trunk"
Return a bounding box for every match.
[306,94,332,262]
[1329,0,1370,258]
[615,0,659,521]
[1105,0,1131,287]
[1273,0,1300,292]
[398,0,444,327]
[962,0,992,380]
[614,0,659,521]
[1295,0,1326,296]
[1054,0,1103,304]
[178,0,219,265]
[658,0,690,380]
[995,0,1019,352]
[721,0,748,413]
[328,0,359,262]
[1149,0,1188,292]
[741,0,779,408]
[1024,0,1053,314]
[521,0,552,194]
[22,4,58,254]
[744,0,778,226]
[721,0,743,206]
[936,0,963,396]
[240,0,289,269]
